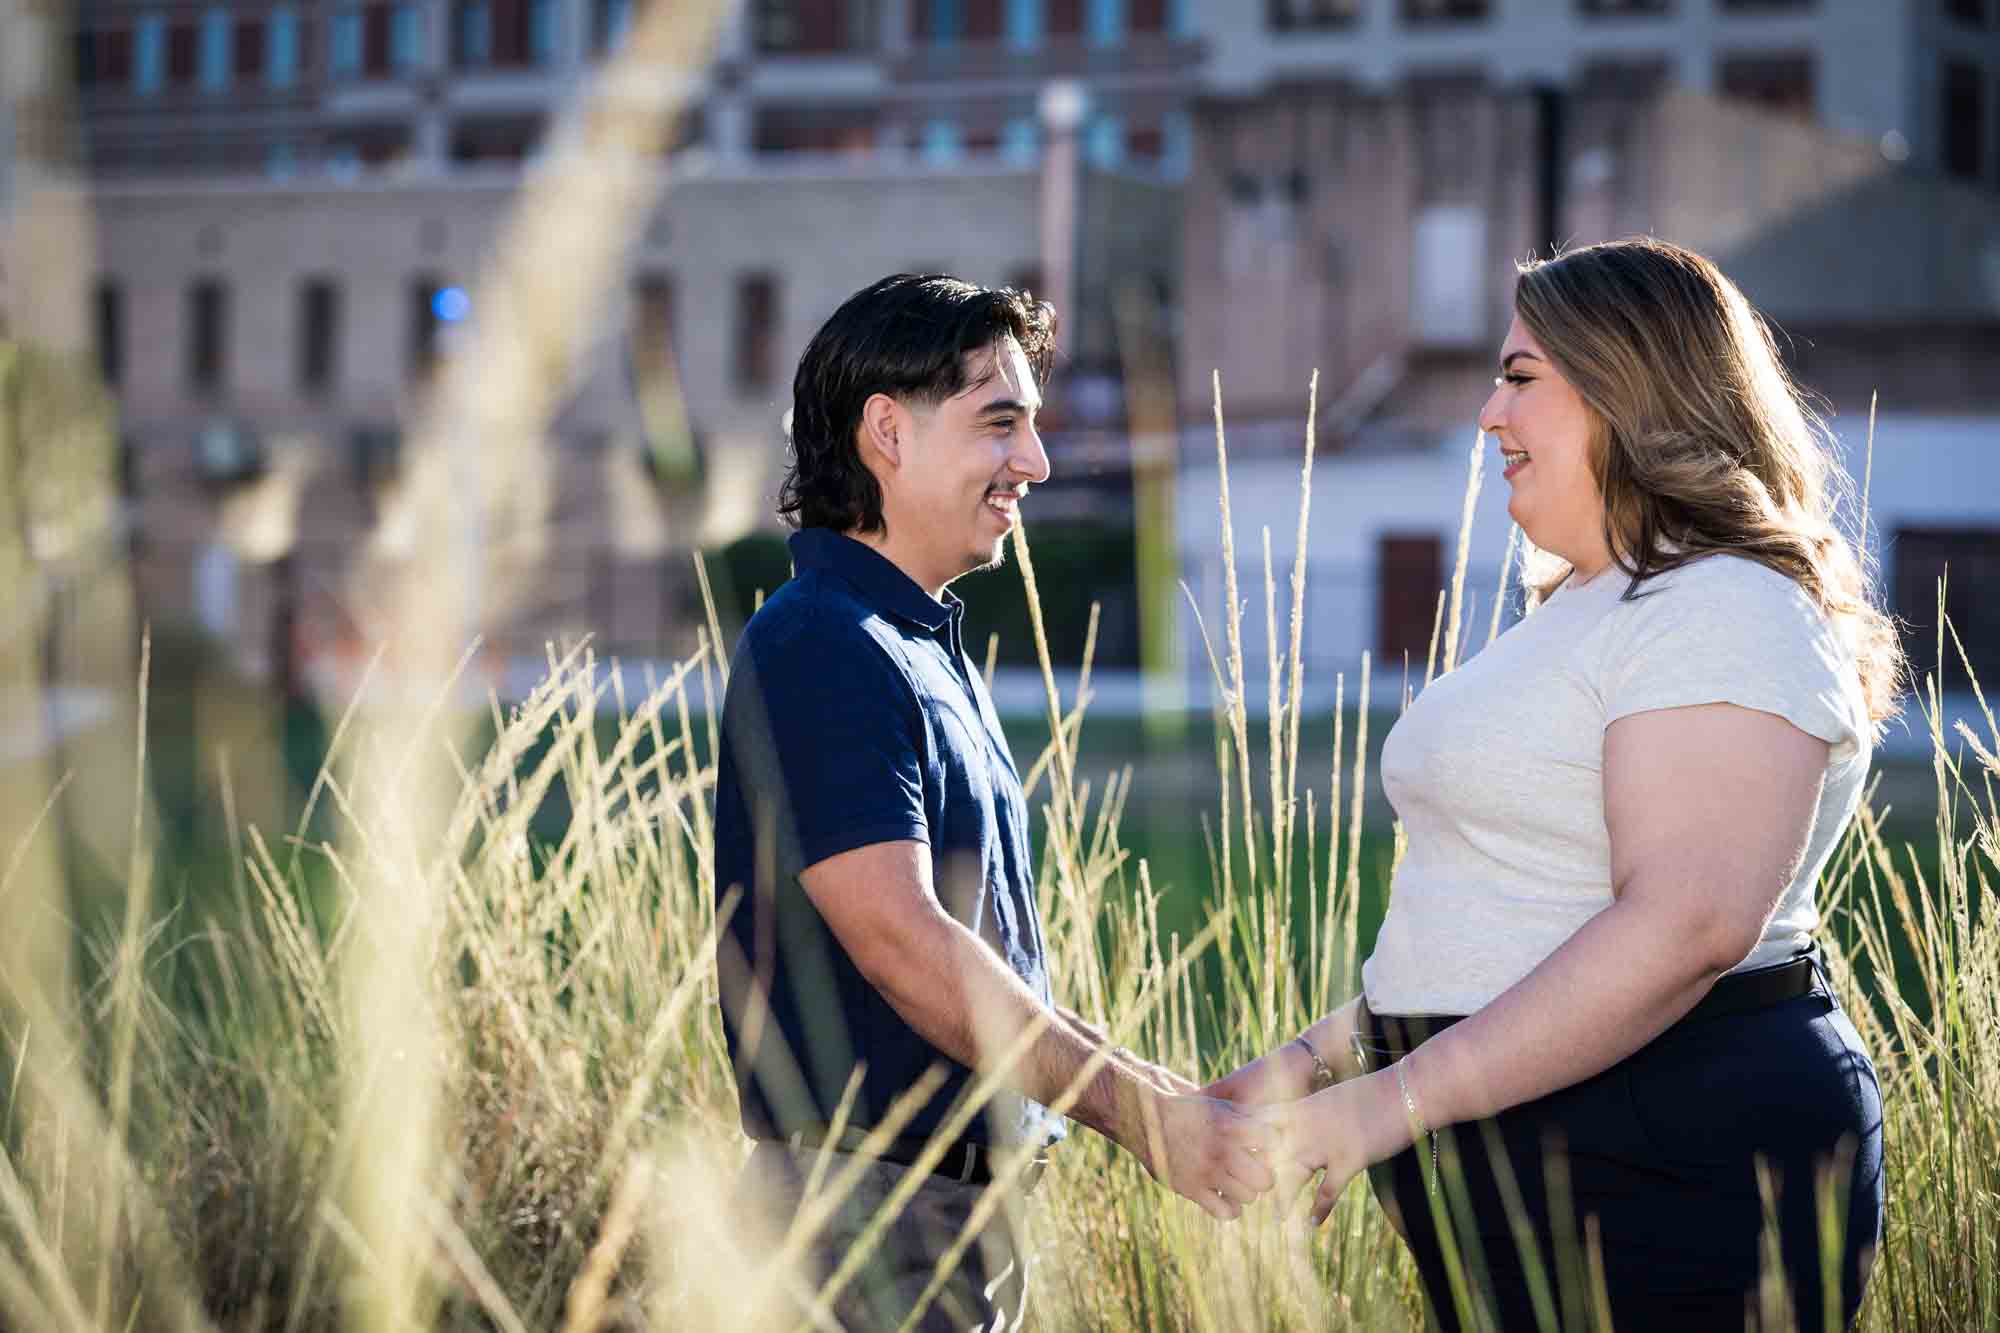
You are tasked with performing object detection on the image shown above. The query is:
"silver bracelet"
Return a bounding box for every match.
[1293,1034,1336,1093]
[1394,1056,1439,1195]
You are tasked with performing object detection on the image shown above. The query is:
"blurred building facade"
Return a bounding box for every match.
[61,0,2000,697]
[1176,0,2000,701]
[71,0,1195,686]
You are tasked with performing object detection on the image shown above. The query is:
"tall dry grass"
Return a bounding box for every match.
[0,399,1996,1332]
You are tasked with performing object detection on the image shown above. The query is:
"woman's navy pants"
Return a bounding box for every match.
[1364,969,1884,1332]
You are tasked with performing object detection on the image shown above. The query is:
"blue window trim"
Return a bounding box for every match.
[1005,0,1041,49]
[267,7,299,87]
[199,8,231,91]
[135,14,166,94]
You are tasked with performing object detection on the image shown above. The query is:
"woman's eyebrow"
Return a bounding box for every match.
[1501,350,1543,372]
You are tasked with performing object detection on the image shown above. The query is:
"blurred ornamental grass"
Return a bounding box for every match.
[0,374,1995,1333]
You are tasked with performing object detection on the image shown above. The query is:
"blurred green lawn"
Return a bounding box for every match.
[26,680,1954,1039]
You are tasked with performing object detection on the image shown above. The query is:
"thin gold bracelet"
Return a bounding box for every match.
[1394,1056,1438,1195]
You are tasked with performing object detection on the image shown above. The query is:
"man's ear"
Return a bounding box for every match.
[858,393,903,473]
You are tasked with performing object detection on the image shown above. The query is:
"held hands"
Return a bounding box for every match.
[1255,1064,1426,1227]
[1254,1083,1371,1226]
[1122,1091,1281,1222]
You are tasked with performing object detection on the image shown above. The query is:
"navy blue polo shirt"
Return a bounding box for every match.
[711,527,1066,1153]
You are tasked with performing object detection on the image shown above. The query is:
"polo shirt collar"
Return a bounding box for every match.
[789,527,958,633]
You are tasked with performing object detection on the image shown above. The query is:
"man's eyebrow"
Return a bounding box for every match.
[973,396,1038,419]
[1501,350,1543,372]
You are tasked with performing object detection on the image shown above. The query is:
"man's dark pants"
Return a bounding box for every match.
[738,1142,1032,1331]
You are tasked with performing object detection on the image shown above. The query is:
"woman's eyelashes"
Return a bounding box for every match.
[1495,372,1532,388]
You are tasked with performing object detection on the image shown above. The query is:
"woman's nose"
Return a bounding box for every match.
[1478,387,1506,437]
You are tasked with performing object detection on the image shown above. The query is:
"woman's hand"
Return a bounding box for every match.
[1258,1065,1423,1226]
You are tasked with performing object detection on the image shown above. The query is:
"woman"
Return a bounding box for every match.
[1211,238,1897,1331]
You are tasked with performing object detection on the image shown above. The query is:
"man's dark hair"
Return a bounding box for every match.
[779,273,1056,533]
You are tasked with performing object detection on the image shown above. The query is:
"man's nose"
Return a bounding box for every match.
[1012,425,1051,485]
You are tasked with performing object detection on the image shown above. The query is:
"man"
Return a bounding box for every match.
[712,275,1275,1329]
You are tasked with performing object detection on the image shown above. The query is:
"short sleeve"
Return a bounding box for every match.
[1598,557,1861,757]
[723,613,930,870]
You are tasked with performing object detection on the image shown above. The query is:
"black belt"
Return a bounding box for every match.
[776,1129,1053,1193]
[1354,949,1823,1069]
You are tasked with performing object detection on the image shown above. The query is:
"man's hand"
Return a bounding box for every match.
[1118,1092,1280,1221]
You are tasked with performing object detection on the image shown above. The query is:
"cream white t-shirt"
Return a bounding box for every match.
[1361,552,1871,1016]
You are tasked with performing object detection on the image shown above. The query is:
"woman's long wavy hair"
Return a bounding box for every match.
[1514,237,1904,730]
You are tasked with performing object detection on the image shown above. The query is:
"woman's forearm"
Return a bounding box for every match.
[1301,995,1368,1083]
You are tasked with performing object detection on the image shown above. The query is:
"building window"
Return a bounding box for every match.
[1944,0,1985,26]
[593,0,632,52]
[135,15,166,93]
[199,8,231,90]
[450,115,546,162]
[753,105,879,154]
[75,28,137,89]
[95,280,124,387]
[268,7,299,87]
[1718,53,1814,120]
[298,278,341,396]
[234,17,266,80]
[187,278,229,395]
[1126,118,1163,161]
[733,273,778,394]
[914,0,1002,44]
[1000,116,1039,164]
[455,0,556,68]
[454,0,492,64]
[629,274,696,488]
[168,20,199,86]
[1894,528,2000,689]
[1401,0,1489,21]
[1577,0,1669,13]
[633,274,678,374]
[328,122,412,167]
[1160,108,1192,175]
[919,118,964,163]
[1943,61,1984,180]
[1268,0,1359,26]
[755,0,873,52]
[1377,534,1444,665]
[364,4,394,75]
[408,276,447,378]
[922,0,962,42]
[1085,113,1123,167]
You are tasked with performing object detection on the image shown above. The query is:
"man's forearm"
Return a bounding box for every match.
[861,910,1153,1144]
[1055,1005,1196,1094]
